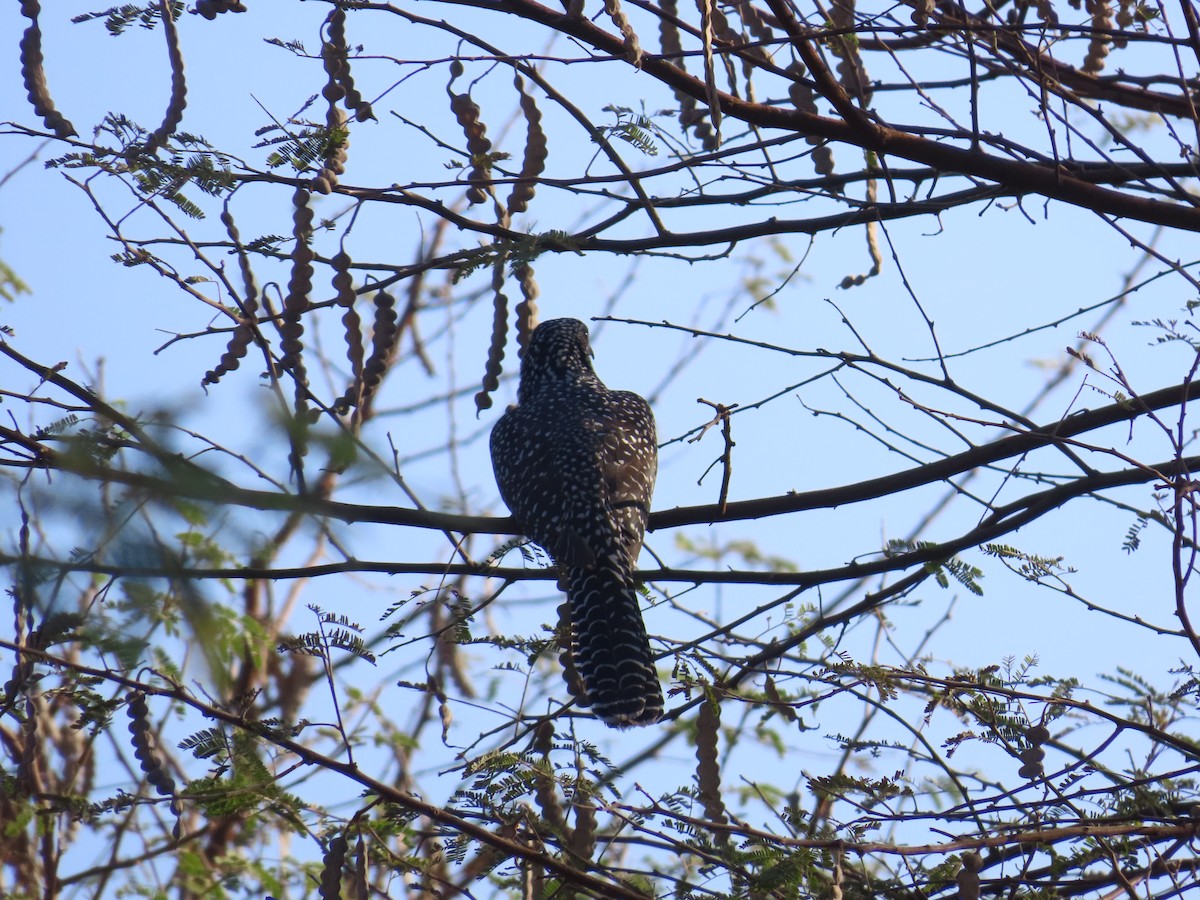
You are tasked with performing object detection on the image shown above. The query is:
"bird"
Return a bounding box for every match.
[490,318,664,727]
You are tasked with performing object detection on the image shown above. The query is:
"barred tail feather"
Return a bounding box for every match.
[567,564,664,727]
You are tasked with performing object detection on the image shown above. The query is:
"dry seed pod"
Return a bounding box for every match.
[327,8,375,121]
[603,0,643,67]
[280,188,314,374]
[568,791,596,861]
[316,39,350,192]
[126,691,177,798]
[18,0,76,138]
[358,288,398,413]
[506,76,547,216]
[1113,6,1131,47]
[829,0,873,105]
[696,0,723,146]
[787,56,833,175]
[194,0,246,19]
[696,698,728,831]
[319,833,348,900]
[204,209,261,387]
[329,249,364,414]
[281,188,314,450]
[1035,0,1058,25]
[1082,0,1113,74]
[144,0,187,155]
[909,0,936,26]
[513,263,539,354]
[1018,762,1043,779]
[556,599,589,707]
[658,0,715,149]
[1027,723,1050,744]
[474,281,508,413]
[202,320,255,387]
[955,866,981,900]
[532,721,567,832]
[1019,746,1047,764]
[728,1,774,65]
[447,74,494,205]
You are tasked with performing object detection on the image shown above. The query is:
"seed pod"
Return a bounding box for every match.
[126,691,177,798]
[1019,746,1047,764]
[828,0,873,105]
[557,599,589,708]
[18,0,76,138]
[204,209,262,388]
[696,697,728,835]
[956,866,981,900]
[1027,723,1050,744]
[447,67,494,205]
[513,263,539,355]
[568,791,596,862]
[358,288,398,414]
[281,188,315,457]
[603,0,642,67]
[327,7,374,121]
[659,0,716,150]
[532,721,567,832]
[144,0,187,155]
[1082,0,1113,74]
[474,278,508,413]
[329,249,364,414]
[506,76,547,216]
[319,833,348,900]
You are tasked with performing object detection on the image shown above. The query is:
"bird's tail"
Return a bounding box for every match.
[566,563,664,727]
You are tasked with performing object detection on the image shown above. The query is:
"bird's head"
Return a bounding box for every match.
[518,318,598,398]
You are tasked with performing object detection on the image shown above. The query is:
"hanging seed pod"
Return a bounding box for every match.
[204,209,261,388]
[532,721,567,832]
[513,263,539,355]
[695,0,723,146]
[1113,0,1132,47]
[327,7,375,122]
[556,599,589,708]
[956,852,982,900]
[194,0,246,19]
[281,188,314,451]
[736,1,777,58]
[330,249,364,415]
[202,320,255,388]
[659,0,717,150]
[603,0,643,67]
[318,832,348,900]
[568,790,596,862]
[838,179,882,288]
[1035,0,1058,26]
[695,697,728,836]
[315,30,350,194]
[358,288,398,414]
[18,0,76,138]
[506,76,547,216]
[786,60,835,178]
[474,271,508,413]
[280,188,314,375]
[126,691,176,798]
[1082,0,1113,74]
[829,0,873,105]
[144,0,187,155]
[447,66,494,205]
